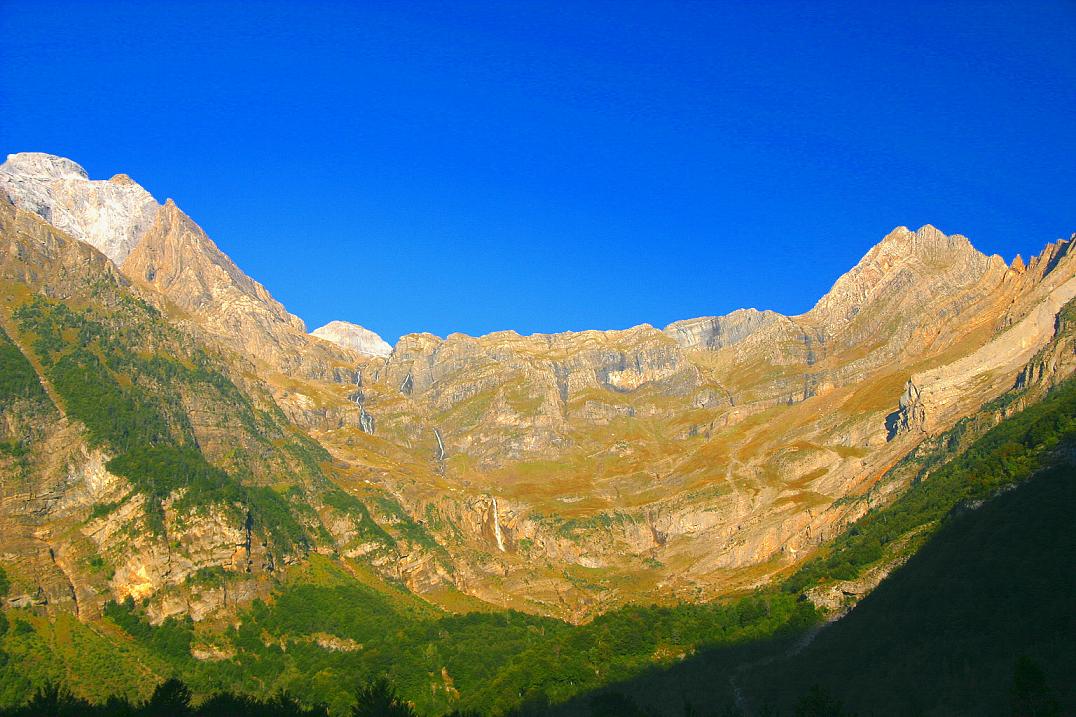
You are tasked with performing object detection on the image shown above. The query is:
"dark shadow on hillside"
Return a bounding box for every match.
[525,458,1076,717]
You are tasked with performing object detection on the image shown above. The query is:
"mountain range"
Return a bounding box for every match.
[0,151,1073,713]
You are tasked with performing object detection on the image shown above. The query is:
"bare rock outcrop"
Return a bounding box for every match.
[665,308,782,350]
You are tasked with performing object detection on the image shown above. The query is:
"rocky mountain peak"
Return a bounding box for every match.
[311,320,393,358]
[108,173,139,186]
[1,151,89,181]
[0,152,159,265]
[807,224,996,327]
[876,223,975,255]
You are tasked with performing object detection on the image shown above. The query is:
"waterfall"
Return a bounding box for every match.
[359,406,374,434]
[491,496,506,552]
[433,428,446,461]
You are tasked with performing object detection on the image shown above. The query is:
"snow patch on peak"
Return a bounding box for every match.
[0,152,160,265]
[311,321,393,358]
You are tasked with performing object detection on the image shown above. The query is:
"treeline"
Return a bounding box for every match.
[83,568,816,716]
[1,678,348,717]
[0,676,855,717]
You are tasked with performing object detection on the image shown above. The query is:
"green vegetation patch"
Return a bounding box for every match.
[0,327,50,411]
[10,296,379,554]
[44,558,817,716]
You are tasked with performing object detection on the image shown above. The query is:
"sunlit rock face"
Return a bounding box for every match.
[1,152,160,265]
[665,308,782,350]
[333,225,1076,618]
[4,152,1076,623]
[312,320,393,358]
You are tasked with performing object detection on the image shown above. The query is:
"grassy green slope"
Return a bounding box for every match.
[9,294,333,549]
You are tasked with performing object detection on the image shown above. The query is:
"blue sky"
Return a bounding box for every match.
[2,1,1074,343]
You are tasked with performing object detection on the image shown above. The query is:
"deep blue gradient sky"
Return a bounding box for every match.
[2,1,1074,342]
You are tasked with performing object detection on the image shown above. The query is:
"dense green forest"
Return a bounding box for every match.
[0,555,814,715]
[0,676,849,717]
[49,563,812,715]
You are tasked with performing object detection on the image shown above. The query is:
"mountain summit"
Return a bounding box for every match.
[311,320,393,358]
[0,152,160,264]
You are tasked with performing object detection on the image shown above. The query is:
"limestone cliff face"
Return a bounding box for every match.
[124,200,305,333]
[117,197,386,432]
[665,308,782,350]
[886,236,1076,438]
[120,199,350,380]
[1013,288,1076,397]
[356,324,699,468]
